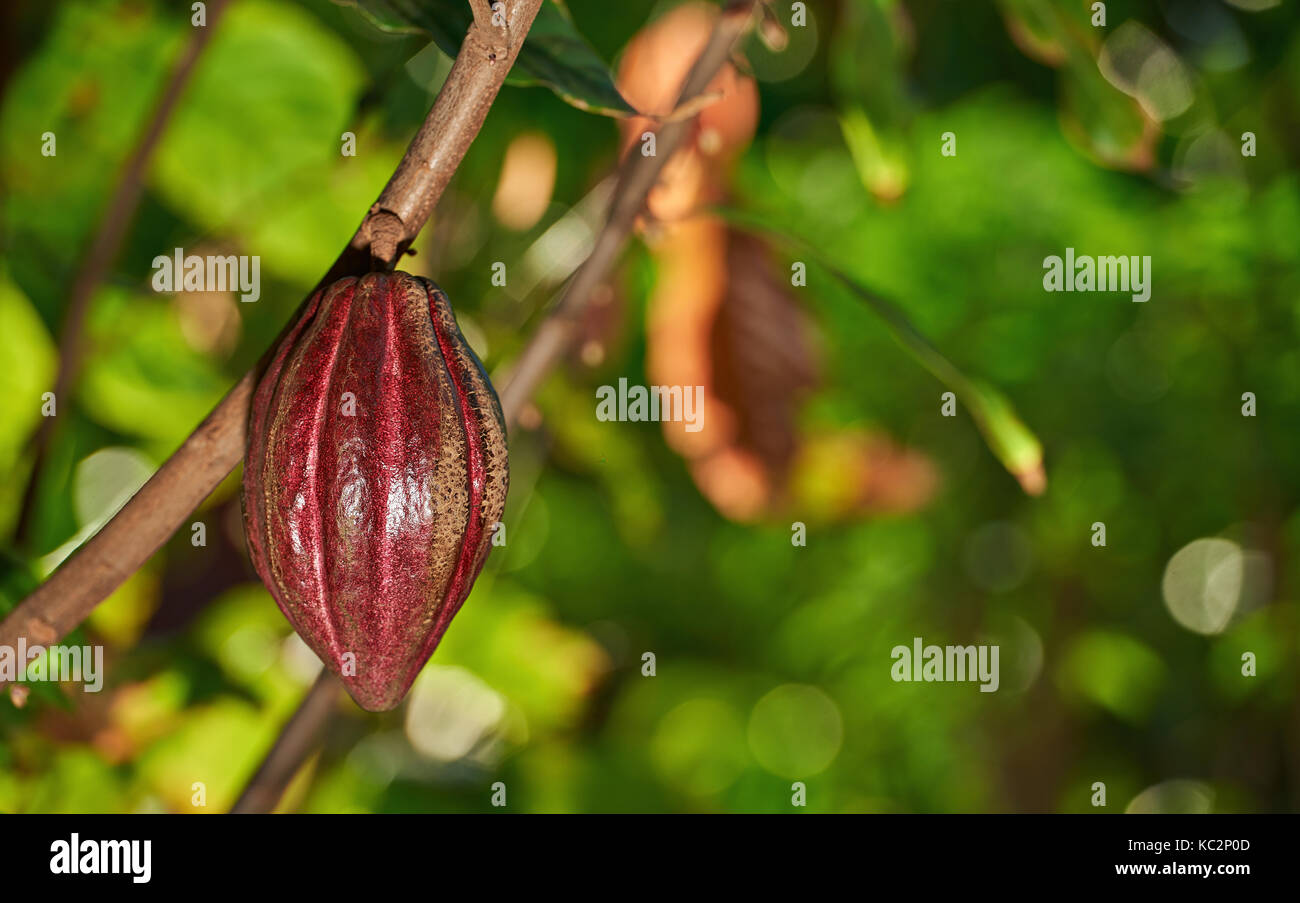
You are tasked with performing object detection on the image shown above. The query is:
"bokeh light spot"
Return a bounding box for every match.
[651,699,748,796]
[747,684,843,779]
[1162,538,1243,635]
[405,666,509,765]
[1126,779,1214,814]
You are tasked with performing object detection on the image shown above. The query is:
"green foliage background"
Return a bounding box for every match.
[1,0,1299,813]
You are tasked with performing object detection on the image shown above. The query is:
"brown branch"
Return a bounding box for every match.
[1,373,256,655]
[327,0,529,275]
[229,0,764,814]
[497,0,761,424]
[230,670,341,814]
[0,0,544,679]
[14,0,232,546]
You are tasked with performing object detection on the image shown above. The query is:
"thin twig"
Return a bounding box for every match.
[230,670,341,814]
[14,0,232,545]
[0,0,544,679]
[498,0,762,424]
[230,0,764,814]
[0,373,256,657]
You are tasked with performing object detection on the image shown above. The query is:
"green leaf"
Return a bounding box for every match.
[241,130,405,285]
[152,0,367,231]
[23,749,130,813]
[336,0,634,116]
[1058,630,1166,723]
[0,272,56,528]
[138,698,285,811]
[0,1,179,315]
[432,574,611,731]
[821,266,1046,496]
[713,208,1047,496]
[79,288,228,444]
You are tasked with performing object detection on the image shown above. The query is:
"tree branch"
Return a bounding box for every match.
[230,0,764,814]
[0,0,544,679]
[498,0,761,423]
[230,670,340,814]
[1,372,256,656]
[14,0,232,546]
[329,0,531,273]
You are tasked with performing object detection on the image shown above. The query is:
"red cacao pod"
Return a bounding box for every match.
[242,272,509,711]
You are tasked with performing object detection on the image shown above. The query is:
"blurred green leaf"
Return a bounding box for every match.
[152,0,366,231]
[0,0,178,314]
[432,574,609,732]
[241,126,404,284]
[1058,630,1167,723]
[137,698,285,811]
[0,272,56,532]
[23,749,130,813]
[191,584,305,708]
[711,208,1046,496]
[79,288,228,443]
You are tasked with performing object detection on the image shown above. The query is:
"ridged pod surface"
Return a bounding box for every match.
[242,272,508,711]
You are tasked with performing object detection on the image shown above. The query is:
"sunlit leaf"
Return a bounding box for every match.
[23,749,129,813]
[432,574,610,731]
[138,698,285,811]
[152,0,366,230]
[0,273,56,531]
[79,288,228,443]
[1058,630,1166,722]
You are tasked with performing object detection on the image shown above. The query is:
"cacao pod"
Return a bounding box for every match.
[242,272,509,712]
